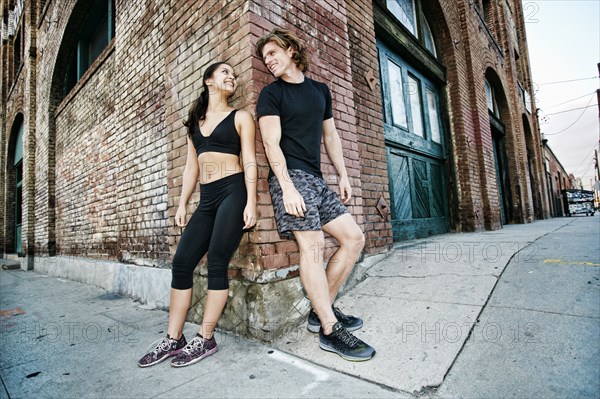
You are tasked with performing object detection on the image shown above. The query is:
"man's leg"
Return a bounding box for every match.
[293,230,338,335]
[322,213,365,303]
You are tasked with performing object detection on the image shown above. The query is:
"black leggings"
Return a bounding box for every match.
[171,172,247,290]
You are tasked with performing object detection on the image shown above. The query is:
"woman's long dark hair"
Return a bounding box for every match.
[183,62,226,138]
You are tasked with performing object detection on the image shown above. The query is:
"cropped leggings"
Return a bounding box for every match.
[171,172,246,290]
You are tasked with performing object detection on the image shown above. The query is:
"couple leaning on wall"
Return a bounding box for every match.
[137,27,376,369]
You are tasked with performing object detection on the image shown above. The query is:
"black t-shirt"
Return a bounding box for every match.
[256,77,333,178]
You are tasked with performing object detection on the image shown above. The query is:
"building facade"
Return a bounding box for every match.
[543,143,574,217]
[2,0,552,340]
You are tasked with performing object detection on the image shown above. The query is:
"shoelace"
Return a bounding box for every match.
[182,337,205,355]
[333,307,351,322]
[335,327,359,348]
[146,337,172,356]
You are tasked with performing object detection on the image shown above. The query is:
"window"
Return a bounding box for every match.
[63,0,115,96]
[379,44,445,151]
[426,88,441,143]
[482,0,492,25]
[13,27,22,73]
[386,0,438,57]
[485,79,500,118]
[387,0,417,36]
[422,17,437,57]
[388,59,408,128]
[408,75,424,137]
[4,1,25,88]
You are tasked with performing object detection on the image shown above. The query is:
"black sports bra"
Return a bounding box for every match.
[191,110,241,156]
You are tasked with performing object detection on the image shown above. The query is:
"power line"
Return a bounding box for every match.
[545,104,597,116]
[544,91,597,110]
[571,145,599,176]
[576,165,595,180]
[537,76,598,85]
[544,94,596,136]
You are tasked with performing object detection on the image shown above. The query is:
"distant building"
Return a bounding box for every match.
[2,0,556,339]
[542,142,574,217]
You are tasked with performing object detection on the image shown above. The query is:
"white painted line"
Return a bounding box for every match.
[269,350,329,396]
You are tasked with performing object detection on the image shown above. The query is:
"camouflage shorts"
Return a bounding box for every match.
[269,169,349,239]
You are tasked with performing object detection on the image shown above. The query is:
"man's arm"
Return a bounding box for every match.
[259,115,307,217]
[322,117,352,204]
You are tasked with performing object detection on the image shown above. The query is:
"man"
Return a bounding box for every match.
[255,28,375,361]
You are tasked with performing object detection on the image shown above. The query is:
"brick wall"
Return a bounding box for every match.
[247,0,370,271]
[346,0,393,254]
[163,0,256,277]
[2,0,554,280]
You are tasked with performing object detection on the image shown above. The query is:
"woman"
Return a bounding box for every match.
[138,62,257,368]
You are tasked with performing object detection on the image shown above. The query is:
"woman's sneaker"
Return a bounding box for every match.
[170,334,218,368]
[138,334,187,367]
[307,306,363,332]
[319,322,375,361]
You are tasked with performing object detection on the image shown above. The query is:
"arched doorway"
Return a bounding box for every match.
[48,0,116,256]
[523,114,542,220]
[484,71,513,225]
[6,115,24,255]
[375,0,452,240]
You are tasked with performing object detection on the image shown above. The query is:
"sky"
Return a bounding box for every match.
[523,0,600,189]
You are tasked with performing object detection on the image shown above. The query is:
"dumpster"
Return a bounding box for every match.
[562,189,595,216]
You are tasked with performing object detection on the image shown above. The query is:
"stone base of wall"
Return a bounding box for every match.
[26,252,389,342]
[31,256,172,309]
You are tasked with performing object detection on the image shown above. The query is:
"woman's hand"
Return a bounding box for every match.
[243,203,257,229]
[175,205,187,227]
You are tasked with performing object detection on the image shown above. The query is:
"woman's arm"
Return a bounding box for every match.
[238,110,257,229]
[175,137,199,227]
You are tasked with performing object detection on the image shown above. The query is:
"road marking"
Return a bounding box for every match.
[269,350,329,396]
[543,259,600,266]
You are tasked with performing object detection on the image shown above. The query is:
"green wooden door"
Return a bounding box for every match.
[378,41,450,240]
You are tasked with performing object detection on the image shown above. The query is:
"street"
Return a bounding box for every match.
[1,216,599,398]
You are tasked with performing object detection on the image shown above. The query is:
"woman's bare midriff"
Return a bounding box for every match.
[197,152,243,185]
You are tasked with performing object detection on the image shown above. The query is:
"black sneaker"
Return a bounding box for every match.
[319,322,375,361]
[307,306,363,333]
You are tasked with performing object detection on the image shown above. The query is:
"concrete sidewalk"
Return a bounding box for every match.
[272,216,599,397]
[1,216,598,398]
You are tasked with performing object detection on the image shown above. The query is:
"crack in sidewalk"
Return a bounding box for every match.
[366,273,499,279]
[429,219,577,398]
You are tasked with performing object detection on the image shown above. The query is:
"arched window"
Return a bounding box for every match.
[422,17,437,57]
[386,0,438,57]
[63,0,115,96]
[485,79,500,118]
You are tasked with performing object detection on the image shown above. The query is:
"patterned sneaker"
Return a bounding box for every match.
[170,334,218,368]
[307,306,363,333]
[319,322,375,362]
[138,334,187,368]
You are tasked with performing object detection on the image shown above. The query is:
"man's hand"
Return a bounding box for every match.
[283,186,307,217]
[339,175,352,204]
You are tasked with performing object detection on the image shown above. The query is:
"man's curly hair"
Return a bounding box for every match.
[255,28,310,72]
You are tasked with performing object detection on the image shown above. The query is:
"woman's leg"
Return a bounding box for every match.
[168,207,216,339]
[167,288,193,339]
[199,187,246,339]
[199,290,229,339]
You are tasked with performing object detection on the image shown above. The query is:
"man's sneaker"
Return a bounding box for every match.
[307,306,363,333]
[137,334,187,367]
[170,334,218,367]
[319,322,375,361]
